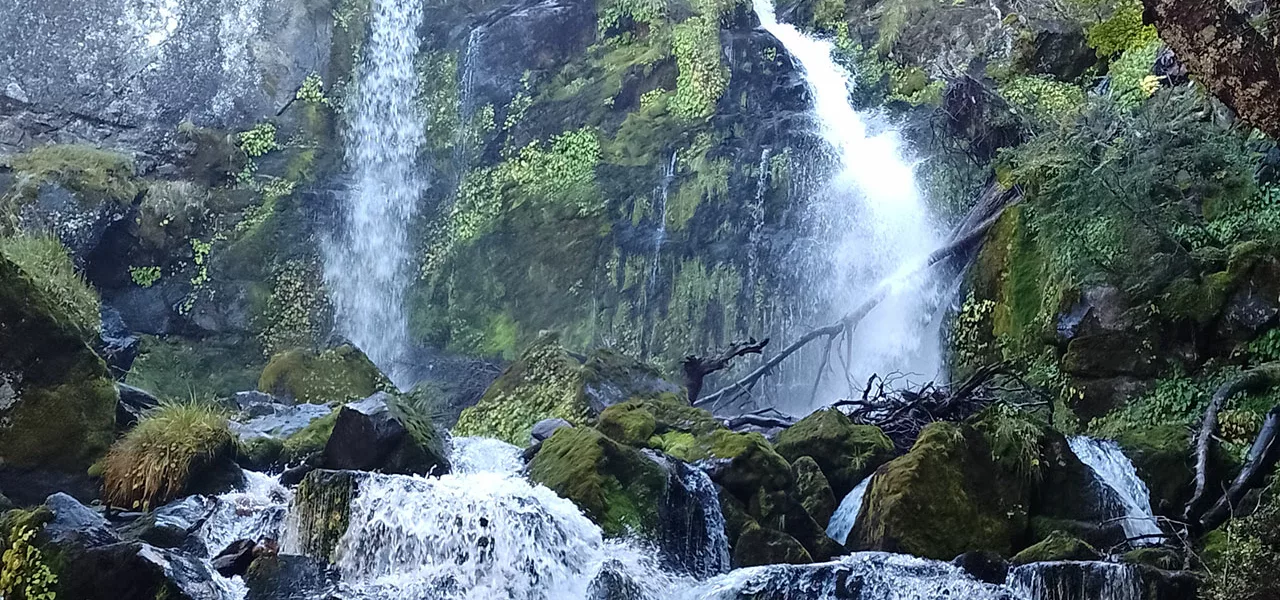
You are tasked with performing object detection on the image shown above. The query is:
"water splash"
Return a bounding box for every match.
[753,0,947,406]
[450,436,523,475]
[323,0,425,387]
[650,453,731,578]
[826,476,870,545]
[1008,561,1143,600]
[1068,437,1163,545]
[193,471,292,599]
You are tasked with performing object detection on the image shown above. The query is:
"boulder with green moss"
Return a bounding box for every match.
[527,427,666,538]
[580,348,683,413]
[320,393,450,476]
[733,522,812,567]
[1011,530,1100,564]
[774,408,894,497]
[599,396,727,459]
[258,345,390,404]
[0,246,118,505]
[850,422,1030,560]
[705,430,793,500]
[791,456,836,528]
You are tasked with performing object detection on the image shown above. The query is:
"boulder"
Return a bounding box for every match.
[115,382,160,430]
[244,554,339,600]
[581,348,683,413]
[774,408,894,498]
[1062,333,1158,378]
[321,393,450,476]
[1007,561,1197,600]
[42,492,119,547]
[1010,530,1100,564]
[704,430,793,501]
[732,522,812,567]
[528,427,667,538]
[289,470,363,562]
[791,456,836,528]
[531,417,574,443]
[258,345,390,404]
[851,422,1029,560]
[1113,425,1195,516]
[951,551,1010,585]
[17,180,132,266]
[0,254,118,505]
[120,495,217,549]
[211,538,259,578]
[97,305,140,378]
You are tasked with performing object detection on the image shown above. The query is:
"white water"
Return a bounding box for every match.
[826,475,871,545]
[193,470,292,599]
[652,452,732,578]
[753,0,947,406]
[323,0,425,387]
[1068,437,1163,545]
[1009,561,1143,600]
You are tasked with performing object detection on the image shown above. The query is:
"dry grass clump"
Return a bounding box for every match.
[102,402,234,510]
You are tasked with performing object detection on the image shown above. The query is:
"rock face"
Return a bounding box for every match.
[0,255,118,505]
[774,408,895,498]
[0,0,334,162]
[321,393,450,476]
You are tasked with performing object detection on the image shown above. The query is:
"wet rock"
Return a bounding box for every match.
[244,554,339,600]
[531,417,573,443]
[58,542,226,600]
[115,382,160,430]
[97,305,140,378]
[732,522,811,567]
[212,538,258,578]
[774,408,894,498]
[289,470,364,562]
[1007,561,1197,600]
[1062,333,1158,378]
[952,551,1009,585]
[321,392,450,476]
[581,349,683,414]
[232,402,334,441]
[18,183,131,266]
[121,495,217,549]
[791,456,836,528]
[1011,530,1100,564]
[43,492,119,547]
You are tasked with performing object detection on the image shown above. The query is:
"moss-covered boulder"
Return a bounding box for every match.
[258,345,389,404]
[706,430,793,500]
[0,248,117,504]
[528,426,667,538]
[1010,530,1100,564]
[581,348,684,413]
[289,470,361,563]
[598,396,729,461]
[774,408,894,497]
[791,456,836,528]
[851,422,1030,560]
[733,522,812,567]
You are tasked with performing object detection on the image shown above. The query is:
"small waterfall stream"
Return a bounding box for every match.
[1068,437,1163,545]
[323,0,425,387]
[753,0,947,406]
[826,475,870,545]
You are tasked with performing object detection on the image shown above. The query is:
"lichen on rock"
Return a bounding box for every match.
[258,344,390,404]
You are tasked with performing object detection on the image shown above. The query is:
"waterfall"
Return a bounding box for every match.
[753,0,947,405]
[1067,437,1163,545]
[826,475,870,545]
[191,470,292,599]
[650,452,732,578]
[323,0,425,387]
[1008,562,1143,600]
[646,151,678,306]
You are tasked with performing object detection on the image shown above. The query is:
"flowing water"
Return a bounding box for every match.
[323,0,425,387]
[1067,437,1163,545]
[753,0,947,407]
[1008,562,1143,600]
[826,475,871,545]
[649,452,732,578]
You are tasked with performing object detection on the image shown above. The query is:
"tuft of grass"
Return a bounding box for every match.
[9,144,140,204]
[974,403,1045,482]
[102,402,234,510]
[0,234,100,336]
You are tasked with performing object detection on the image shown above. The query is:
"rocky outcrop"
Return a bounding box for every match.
[774,408,895,498]
[320,392,450,476]
[258,345,390,404]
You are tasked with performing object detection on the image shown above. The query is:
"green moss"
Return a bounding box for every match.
[1011,530,1099,564]
[452,333,593,445]
[598,403,657,446]
[126,335,264,401]
[258,345,389,404]
[709,430,793,499]
[239,436,284,470]
[733,522,812,567]
[972,404,1046,483]
[1121,546,1180,570]
[0,235,100,337]
[1085,0,1157,56]
[791,456,837,528]
[291,470,357,563]
[8,144,139,204]
[851,422,1028,560]
[102,402,236,510]
[528,427,666,538]
[774,408,894,497]
[280,410,339,463]
[1110,424,1194,514]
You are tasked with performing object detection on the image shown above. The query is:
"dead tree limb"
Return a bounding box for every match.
[683,338,770,404]
[1184,363,1280,526]
[694,184,1021,409]
[1200,406,1280,532]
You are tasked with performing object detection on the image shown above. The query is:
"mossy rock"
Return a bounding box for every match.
[1113,425,1194,516]
[707,430,793,501]
[1121,547,1181,570]
[598,402,658,446]
[0,255,117,500]
[581,348,684,413]
[774,408,894,497]
[280,410,340,464]
[8,144,141,205]
[791,456,836,528]
[528,426,666,538]
[290,470,361,563]
[258,345,389,404]
[732,522,812,567]
[850,422,1030,560]
[453,333,594,445]
[1011,530,1100,564]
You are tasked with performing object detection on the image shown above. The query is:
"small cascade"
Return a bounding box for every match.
[450,436,523,475]
[746,147,772,291]
[646,151,679,306]
[192,470,292,599]
[650,452,731,578]
[1008,561,1143,600]
[1068,437,1163,545]
[323,0,425,387]
[826,476,870,545]
[684,552,1017,599]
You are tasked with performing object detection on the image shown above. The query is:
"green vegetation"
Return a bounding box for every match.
[0,235,100,336]
[8,144,139,204]
[973,404,1045,483]
[0,512,57,600]
[258,345,389,404]
[1202,470,1280,600]
[129,265,161,287]
[281,410,339,463]
[238,123,278,158]
[102,402,235,510]
[126,336,263,401]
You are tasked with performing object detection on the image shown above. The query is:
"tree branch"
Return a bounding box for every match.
[683,338,770,404]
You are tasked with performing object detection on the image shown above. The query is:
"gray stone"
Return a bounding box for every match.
[531,418,573,444]
[18,183,130,267]
[43,492,120,548]
[322,393,450,475]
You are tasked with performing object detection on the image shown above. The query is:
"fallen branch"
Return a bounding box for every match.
[1199,405,1280,532]
[694,184,1021,409]
[683,338,770,404]
[1184,363,1280,526]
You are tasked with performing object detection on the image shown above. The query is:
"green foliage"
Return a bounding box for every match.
[8,144,139,204]
[1091,368,1229,437]
[0,235,100,336]
[670,14,728,121]
[126,336,263,401]
[258,259,328,356]
[0,524,57,600]
[998,75,1086,123]
[1202,472,1280,600]
[129,265,162,288]
[1107,41,1161,110]
[136,181,209,251]
[1085,0,1158,56]
[416,51,461,153]
[102,402,235,510]
[973,403,1045,482]
[237,123,278,158]
[296,73,330,106]
[598,0,668,32]
[281,410,339,463]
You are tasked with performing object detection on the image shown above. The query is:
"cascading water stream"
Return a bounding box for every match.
[826,475,871,545]
[1068,437,1163,545]
[323,0,425,387]
[753,0,947,407]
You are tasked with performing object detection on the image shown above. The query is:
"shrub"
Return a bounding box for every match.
[973,403,1045,482]
[1202,471,1280,600]
[8,144,139,204]
[102,402,235,510]
[0,234,100,336]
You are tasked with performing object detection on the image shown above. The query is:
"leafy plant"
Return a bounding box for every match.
[129,265,162,288]
[238,123,278,158]
[0,524,57,600]
[102,402,235,510]
[974,403,1045,482]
